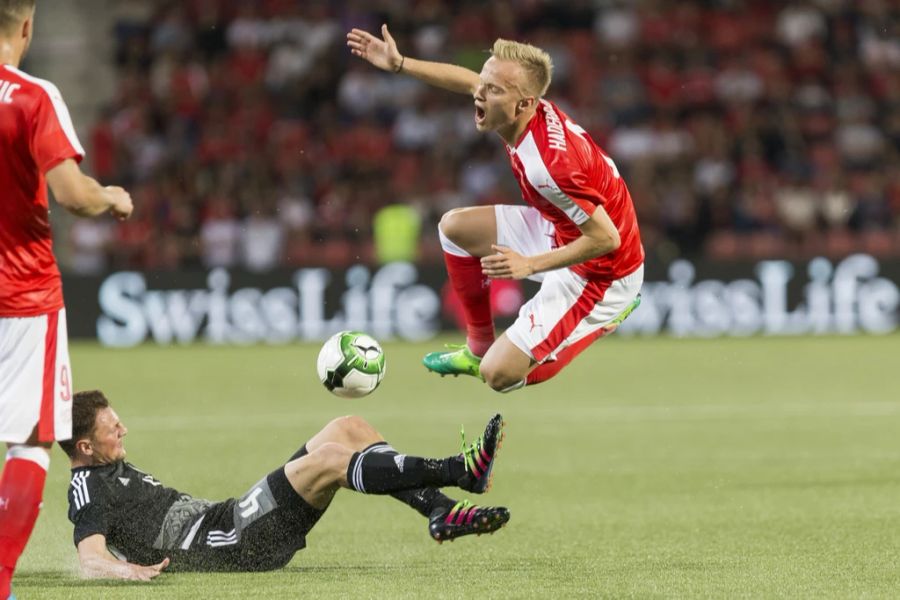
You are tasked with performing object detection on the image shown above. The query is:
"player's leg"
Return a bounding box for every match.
[425,205,553,378]
[282,414,506,502]
[479,335,535,392]
[284,415,459,518]
[492,266,644,392]
[0,310,71,598]
[434,206,498,360]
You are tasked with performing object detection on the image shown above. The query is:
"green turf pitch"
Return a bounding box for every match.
[15,334,900,599]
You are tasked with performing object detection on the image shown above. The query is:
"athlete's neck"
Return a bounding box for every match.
[0,40,23,67]
[496,109,538,147]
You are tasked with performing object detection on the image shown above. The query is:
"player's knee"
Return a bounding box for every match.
[480,364,523,393]
[439,208,467,244]
[326,415,376,447]
[308,442,353,482]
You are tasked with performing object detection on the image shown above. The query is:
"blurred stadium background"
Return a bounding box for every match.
[15,0,900,597]
[21,0,898,346]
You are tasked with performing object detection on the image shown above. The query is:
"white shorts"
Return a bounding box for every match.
[495,205,643,363]
[0,309,73,443]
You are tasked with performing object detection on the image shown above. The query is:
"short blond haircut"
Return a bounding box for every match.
[490,39,553,98]
[0,0,34,35]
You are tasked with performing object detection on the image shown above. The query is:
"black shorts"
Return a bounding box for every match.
[168,465,325,572]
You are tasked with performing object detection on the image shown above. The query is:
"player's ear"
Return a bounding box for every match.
[517,96,535,114]
[21,9,34,41]
[75,439,93,457]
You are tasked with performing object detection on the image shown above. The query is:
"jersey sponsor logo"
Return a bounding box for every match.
[70,471,91,509]
[542,101,567,151]
[206,528,238,547]
[118,477,131,486]
[0,80,21,103]
[238,487,264,518]
[528,313,541,333]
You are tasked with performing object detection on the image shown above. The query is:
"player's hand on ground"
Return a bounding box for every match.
[347,24,402,72]
[105,186,133,220]
[129,557,169,581]
[481,245,535,280]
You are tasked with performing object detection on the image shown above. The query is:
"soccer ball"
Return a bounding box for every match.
[316,331,386,398]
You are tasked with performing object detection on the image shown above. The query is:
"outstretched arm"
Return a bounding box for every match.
[46,159,133,220]
[77,534,169,581]
[347,24,480,95]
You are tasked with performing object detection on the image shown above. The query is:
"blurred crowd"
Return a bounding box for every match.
[68,0,900,273]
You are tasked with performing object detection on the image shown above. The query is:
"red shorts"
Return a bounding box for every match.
[0,309,73,443]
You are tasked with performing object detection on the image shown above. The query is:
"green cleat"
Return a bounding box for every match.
[423,344,484,379]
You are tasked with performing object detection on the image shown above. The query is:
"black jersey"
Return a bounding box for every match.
[67,461,186,564]
[67,460,326,571]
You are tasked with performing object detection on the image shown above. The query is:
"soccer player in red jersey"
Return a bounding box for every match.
[0,2,133,596]
[348,26,644,392]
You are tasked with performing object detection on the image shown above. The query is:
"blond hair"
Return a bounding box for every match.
[0,0,34,35]
[490,39,553,98]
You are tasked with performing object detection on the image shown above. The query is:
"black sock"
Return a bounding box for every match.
[346,442,466,494]
[391,488,458,519]
[288,444,308,462]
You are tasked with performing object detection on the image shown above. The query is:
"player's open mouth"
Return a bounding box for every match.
[474,105,486,124]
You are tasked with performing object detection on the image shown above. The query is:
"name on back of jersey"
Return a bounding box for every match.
[0,80,21,104]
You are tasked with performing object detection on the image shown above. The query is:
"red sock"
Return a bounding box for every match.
[444,252,494,357]
[0,456,48,595]
[526,326,615,386]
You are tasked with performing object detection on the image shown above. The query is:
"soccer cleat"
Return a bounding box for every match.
[456,413,504,494]
[422,344,484,380]
[599,293,642,336]
[429,500,510,543]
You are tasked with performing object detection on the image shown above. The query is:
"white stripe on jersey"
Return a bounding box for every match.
[2,65,86,158]
[70,471,91,510]
[517,132,590,225]
[181,514,206,550]
[207,528,238,547]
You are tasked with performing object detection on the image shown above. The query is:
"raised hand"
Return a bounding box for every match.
[347,24,403,72]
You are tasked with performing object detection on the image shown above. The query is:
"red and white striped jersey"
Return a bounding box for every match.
[505,99,644,282]
[0,64,85,317]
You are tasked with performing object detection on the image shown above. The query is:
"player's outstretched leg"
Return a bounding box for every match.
[343,413,504,496]
[455,413,505,494]
[422,344,483,379]
[428,500,510,544]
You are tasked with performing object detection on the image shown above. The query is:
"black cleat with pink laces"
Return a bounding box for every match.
[456,413,504,494]
[429,500,510,543]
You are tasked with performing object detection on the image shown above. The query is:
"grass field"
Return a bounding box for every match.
[13,334,900,599]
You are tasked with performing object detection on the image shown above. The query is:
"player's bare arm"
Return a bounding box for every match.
[46,159,133,220]
[347,24,479,95]
[77,534,169,581]
[481,206,621,280]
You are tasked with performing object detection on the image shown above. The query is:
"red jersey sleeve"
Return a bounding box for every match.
[29,82,85,173]
[555,166,608,215]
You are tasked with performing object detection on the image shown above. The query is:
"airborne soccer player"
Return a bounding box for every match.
[62,391,507,577]
[0,1,133,596]
[347,26,644,393]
